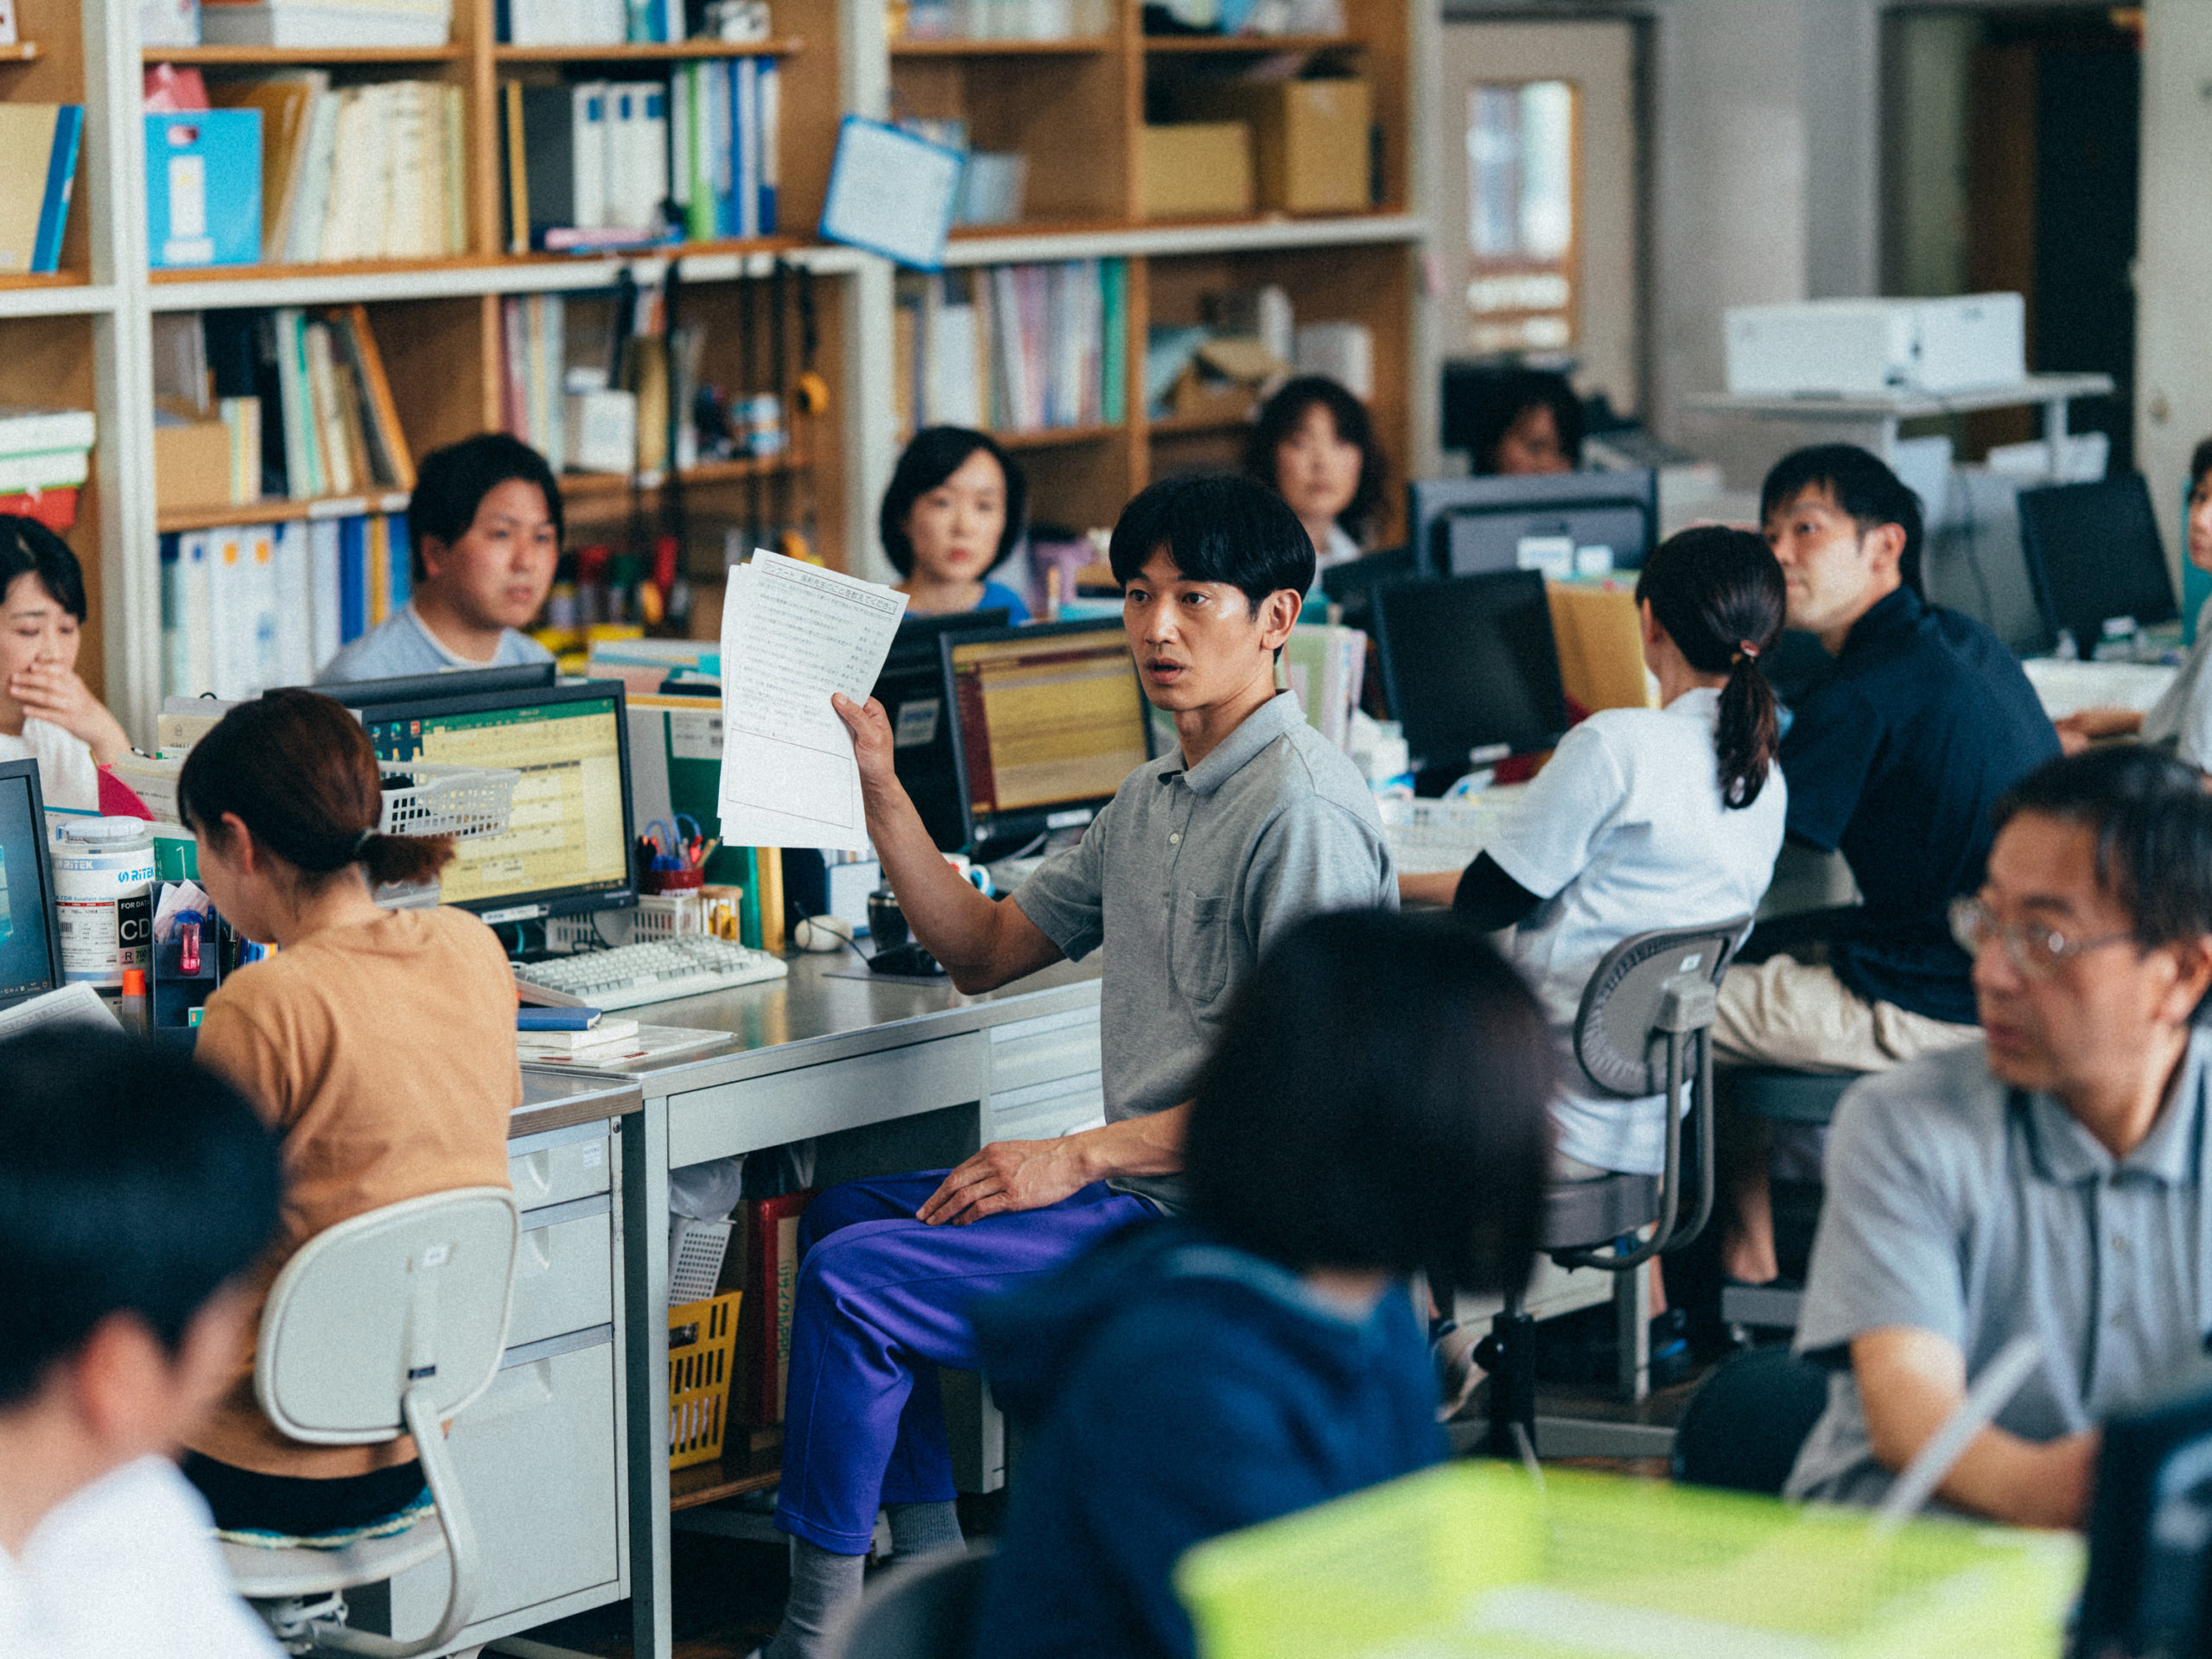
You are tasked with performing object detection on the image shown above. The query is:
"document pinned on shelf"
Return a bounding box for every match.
[817,116,963,271]
[716,550,908,850]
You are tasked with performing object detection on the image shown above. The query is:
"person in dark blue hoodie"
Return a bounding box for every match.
[968,909,1557,1659]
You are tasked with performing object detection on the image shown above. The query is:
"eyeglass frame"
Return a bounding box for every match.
[1948,893,2140,982]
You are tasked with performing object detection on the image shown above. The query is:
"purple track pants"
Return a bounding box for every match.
[772,1169,1154,1553]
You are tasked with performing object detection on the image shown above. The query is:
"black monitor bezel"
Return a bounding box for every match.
[1372,569,1573,777]
[308,660,559,709]
[1408,469,1659,580]
[0,758,64,1010]
[939,616,1154,850]
[353,678,638,923]
[2017,473,2180,650]
[875,610,1011,855]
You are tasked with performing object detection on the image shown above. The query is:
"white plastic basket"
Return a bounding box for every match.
[545,892,702,953]
[377,763,520,840]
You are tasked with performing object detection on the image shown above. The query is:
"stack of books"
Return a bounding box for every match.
[893,260,1127,437]
[0,409,96,533]
[201,0,454,48]
[217,75,467,264]
[517,1016,641,1065]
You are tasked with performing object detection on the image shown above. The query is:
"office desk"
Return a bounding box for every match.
[524,952,1106,1659]
[365,1073,643,1654]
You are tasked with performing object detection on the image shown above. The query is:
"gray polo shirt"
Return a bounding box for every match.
[1012,690,1396,1211]
[1787,1033,2212,1507]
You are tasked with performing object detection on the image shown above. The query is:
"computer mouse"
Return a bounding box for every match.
[794,913,855,953]
[868,942,946,977]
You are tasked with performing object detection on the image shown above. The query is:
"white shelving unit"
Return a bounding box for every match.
[1682,372,2117,461]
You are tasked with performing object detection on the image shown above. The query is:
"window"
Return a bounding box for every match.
[1466,79,1578,354]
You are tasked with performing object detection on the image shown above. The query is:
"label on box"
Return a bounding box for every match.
[1516,535,1575,579]
[671,709,721,761]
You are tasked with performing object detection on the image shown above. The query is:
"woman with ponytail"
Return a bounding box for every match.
[173,688,519,1538]
[1400,525,1788,1178]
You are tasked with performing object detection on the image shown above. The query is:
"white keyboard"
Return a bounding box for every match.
[1378,787,1524,875]
[514,937,789,1010]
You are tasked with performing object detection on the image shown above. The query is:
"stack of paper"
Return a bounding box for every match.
[716,550,907,851]
[201,0,454,48]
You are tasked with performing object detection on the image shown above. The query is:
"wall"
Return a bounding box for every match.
[2134,0,2212,562]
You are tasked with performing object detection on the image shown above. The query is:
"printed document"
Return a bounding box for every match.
[717,550,907,849]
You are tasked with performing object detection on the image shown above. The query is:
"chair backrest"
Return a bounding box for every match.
[1671,1346,1833,1495]
[1573,917,1748,1096]
[256,1186,518,1446]
[838,1545,995,1659]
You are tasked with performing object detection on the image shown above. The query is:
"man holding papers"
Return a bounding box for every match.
[756,474,1395,1659]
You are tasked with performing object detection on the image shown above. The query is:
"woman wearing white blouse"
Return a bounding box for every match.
[0,518,130,814]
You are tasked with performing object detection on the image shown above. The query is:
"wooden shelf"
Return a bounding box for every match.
[157,491,411,534]
[892,35,1118,54]
[993,423,1123,450]
[559,457,809,499]
[0,41,41,62]
[0,270,91,290]
[1147,410,1255,437]
[493,36,804,60]
[143,43,466,64]
[670,1431,784,1510]
[149,254,492,286]
[1142,31,1363,51]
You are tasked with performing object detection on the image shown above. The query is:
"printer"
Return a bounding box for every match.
[1723,292,2026,398]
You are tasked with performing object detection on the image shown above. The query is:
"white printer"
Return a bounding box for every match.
[1723,292,2026,397]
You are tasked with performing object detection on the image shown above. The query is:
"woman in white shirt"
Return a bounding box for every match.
[1243,376,1388,574]
[1402,525,1789,1175]
[0,518,128,814]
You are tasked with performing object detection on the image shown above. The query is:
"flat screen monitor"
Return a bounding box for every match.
[309,661,558,709]
[944,619,1153,853]
[876,608,1010,854]
[359,681,635,924]
[1409,470,1657,581]
[1373,570,1571,783]
[0,760,61,1009]
[2017,473,2178,650]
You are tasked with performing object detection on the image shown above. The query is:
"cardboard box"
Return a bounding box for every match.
[153,410,232,512]
[1140,123,1254,220]
[1545,579,1656,715]
[1186,79,1372,213]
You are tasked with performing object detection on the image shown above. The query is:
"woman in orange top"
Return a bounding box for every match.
[175,689,520,1537]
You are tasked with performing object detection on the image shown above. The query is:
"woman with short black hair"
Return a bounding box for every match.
[880,426,1031,620]
[0,515,128,812]
[1243,375,1388,570]
[969,909,1554,1659]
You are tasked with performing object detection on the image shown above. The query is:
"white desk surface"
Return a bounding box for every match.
[2019,656,2180,721]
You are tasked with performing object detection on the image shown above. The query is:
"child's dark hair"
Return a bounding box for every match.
[178,688,454,890]
[1759,442,1924,595]
[2190,436,2212,496]
[1636,525,1787,810]
[1241,375,1388,544]
[407,433,564,584]
[879,427,1027,579]
[1106,472,1316,609]
[0,515,86,621]
[0,1027,281,1406]
[1184,910,1554,1296]
[1469,368,1585,474]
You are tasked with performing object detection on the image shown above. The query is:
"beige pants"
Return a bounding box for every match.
[1712,955,1980,1075]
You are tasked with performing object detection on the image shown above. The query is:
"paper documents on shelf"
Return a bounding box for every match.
[517,1023,734,1071]
[717,549,908,850]
[0,982,123,1043]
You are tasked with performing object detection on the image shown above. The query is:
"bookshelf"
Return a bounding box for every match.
[60,0,1423,745]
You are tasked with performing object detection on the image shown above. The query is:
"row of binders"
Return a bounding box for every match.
[160,512,415,700]
[893,261,1128,437]
[496,0,686,45]
[220,75,467,263]
[501,63,780,251]
[0,105,83,276]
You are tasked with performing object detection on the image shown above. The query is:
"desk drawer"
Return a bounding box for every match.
[508,1198,613,1349]
[988,1071,1105,1143]
[386,1332,621,1635]
[987,1007,1102,1095]
[670,1033,982,1166]
[509,1121,613,1211]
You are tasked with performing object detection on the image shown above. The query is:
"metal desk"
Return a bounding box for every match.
[521,953,1105,1659]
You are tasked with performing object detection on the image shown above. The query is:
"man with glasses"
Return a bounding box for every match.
[1785,748,2212,1523]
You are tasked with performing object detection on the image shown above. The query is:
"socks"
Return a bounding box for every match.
[886,1499,964,1560]
[763,1537,867,1659]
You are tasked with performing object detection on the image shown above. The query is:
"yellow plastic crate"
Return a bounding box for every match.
[668,1290,741,1471]
[1177,1463,2084,1659]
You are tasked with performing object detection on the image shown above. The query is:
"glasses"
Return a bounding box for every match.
[1948,894,2138,982]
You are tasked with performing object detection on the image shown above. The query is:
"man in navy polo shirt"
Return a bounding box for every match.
[1713,443,2059,1282]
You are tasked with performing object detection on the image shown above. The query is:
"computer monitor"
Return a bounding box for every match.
[2076,1382,2212,1659]
[309,661,558,709]
[2018,473,2178,651]
[876,608,1011,855]
[1408,470,1658,581]
[358,681,636,925]
[1373,570,1571,785]
[943,618,1154,853]
[0,760,61,1009]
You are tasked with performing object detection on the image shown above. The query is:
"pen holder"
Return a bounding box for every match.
[642,867,704,896]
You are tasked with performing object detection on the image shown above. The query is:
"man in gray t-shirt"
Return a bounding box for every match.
[1788,747,2212,1528]
[755,475,1395,1659]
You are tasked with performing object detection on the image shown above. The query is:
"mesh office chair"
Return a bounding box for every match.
[836,1543,995,1659]
[220,1187,519,1657]
[1476,918,1746,1459]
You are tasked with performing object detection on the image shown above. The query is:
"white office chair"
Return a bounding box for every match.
[220,1187,520,1657]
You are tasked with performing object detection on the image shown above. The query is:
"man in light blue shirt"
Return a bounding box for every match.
[317,433,560,683]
